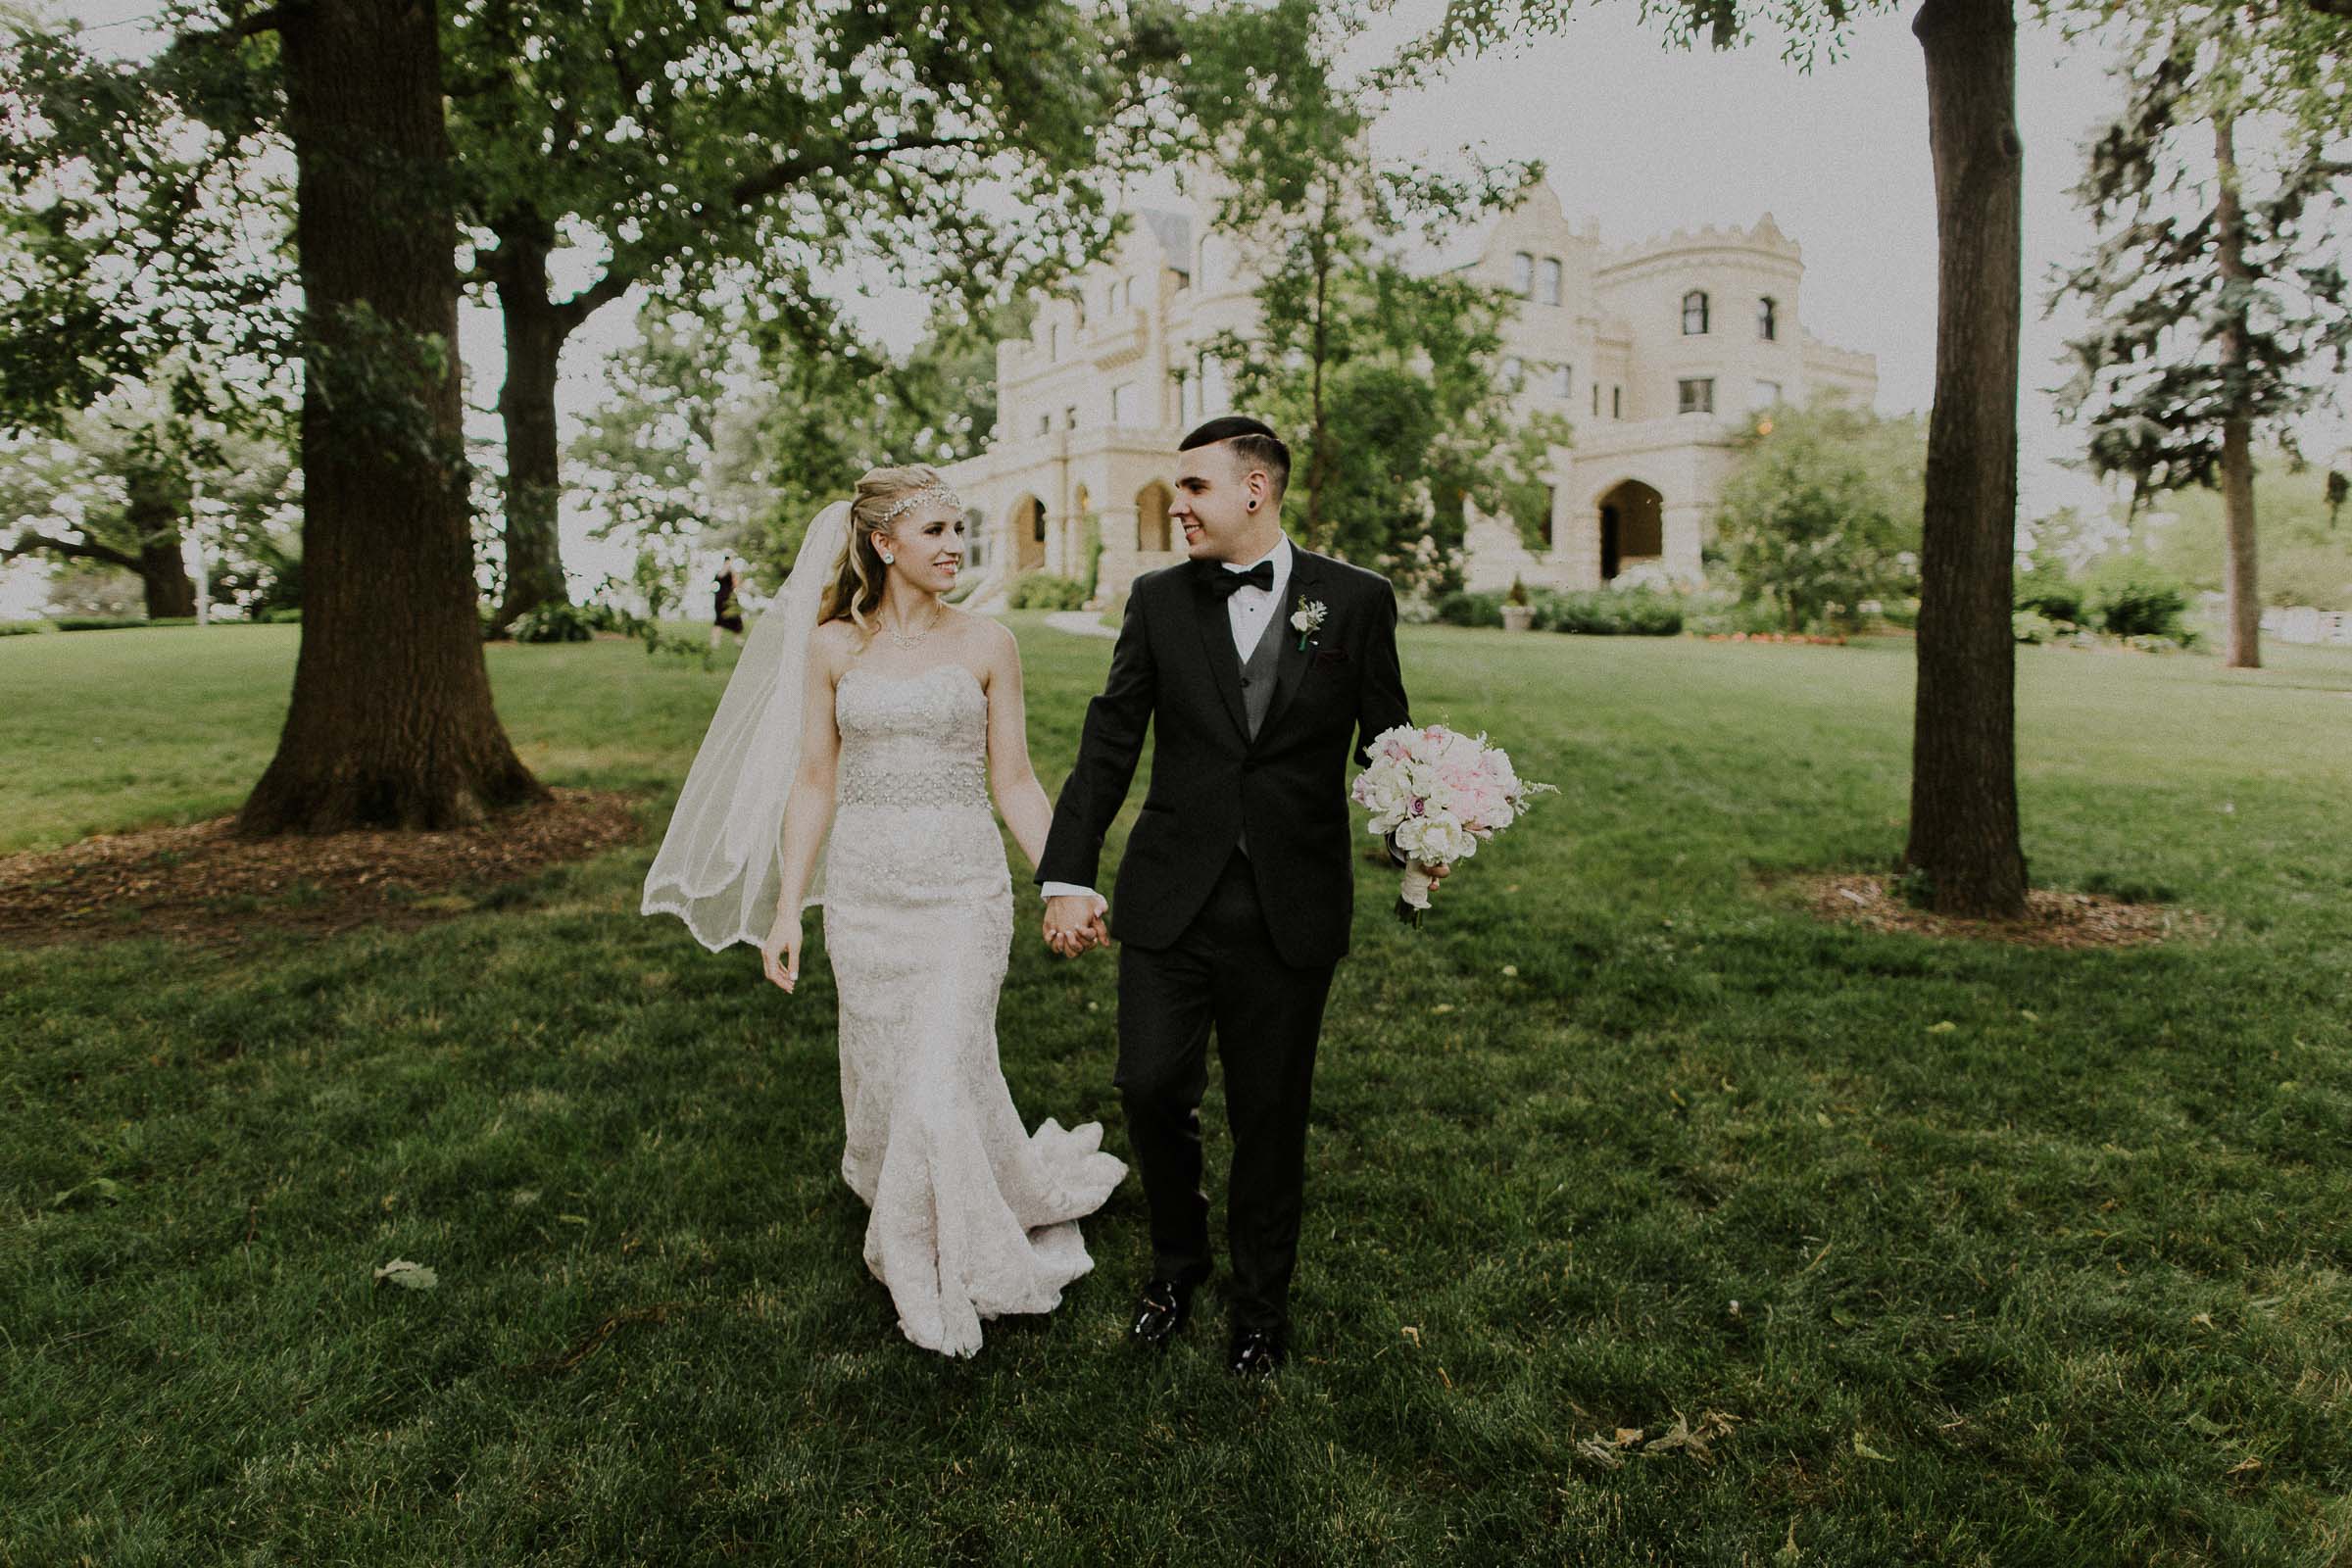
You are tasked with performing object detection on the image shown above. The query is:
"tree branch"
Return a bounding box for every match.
[724,132,989,210]
[5,529,141,570]
[174,3,300,48]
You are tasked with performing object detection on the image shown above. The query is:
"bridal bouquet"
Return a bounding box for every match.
[1351,725,1556,926]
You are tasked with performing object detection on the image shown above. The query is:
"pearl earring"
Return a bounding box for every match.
[880,551,896,564]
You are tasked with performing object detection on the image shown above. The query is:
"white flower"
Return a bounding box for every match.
[1291,596,1329,648]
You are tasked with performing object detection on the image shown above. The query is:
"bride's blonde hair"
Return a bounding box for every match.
[819,465,955,635]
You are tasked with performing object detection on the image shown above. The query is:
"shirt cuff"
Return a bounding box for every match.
[1041,882,1101,902]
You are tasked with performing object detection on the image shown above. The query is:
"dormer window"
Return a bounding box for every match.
[1757,296,1778,341]
[1539,257,1562,307]
[1512,251,1534,297]
[1682,290,1710,335]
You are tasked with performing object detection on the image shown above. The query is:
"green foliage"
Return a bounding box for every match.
[508,602,615,646]
[1535,588,1684,637]
[1006,571,1089,612]
[2082,556,2194,639]
[0,619,48,636]
[1713,401,1926,634]
[1433,589,1504,628]
[2048,11,2352,501]
[2138,453,2352,610]
[1181,0,1559,594]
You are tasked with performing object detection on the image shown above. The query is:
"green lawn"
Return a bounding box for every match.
[4,619,2350,1565]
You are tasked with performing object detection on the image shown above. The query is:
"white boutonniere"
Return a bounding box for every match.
[1292,595,1328,650]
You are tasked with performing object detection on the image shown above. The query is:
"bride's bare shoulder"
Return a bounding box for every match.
[808,616,862,663]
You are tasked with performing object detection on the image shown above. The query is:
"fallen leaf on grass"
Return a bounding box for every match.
[1852,1432,1894,1463]
[373,1258,439,1291]
[2224,1456,2262,1477]
[1574,1438,1625,1470]
[48,1177,126,1208]
[1399,1325,1421,1347]
[1642,1409,1737,1463]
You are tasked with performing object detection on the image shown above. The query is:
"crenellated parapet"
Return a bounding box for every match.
[1598,213,1801,272]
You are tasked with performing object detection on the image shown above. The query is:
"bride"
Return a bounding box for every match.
[641,465,1126,1357]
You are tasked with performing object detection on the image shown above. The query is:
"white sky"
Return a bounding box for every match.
[9,0,2347,617]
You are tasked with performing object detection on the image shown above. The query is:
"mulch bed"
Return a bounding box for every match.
[1802,872,2208,950]
[0,787,647,950]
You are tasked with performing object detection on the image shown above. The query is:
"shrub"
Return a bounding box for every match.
[2012,610,2058,644]
[1683,593,1787,638]
[1007,572,1090,611]
[1536,588,1683,637]
[54,616,185,631]
[0,619,51,636]
[2082,559,2191,638]
[1433,590,1504,628]
[260,608,303,624]
[510,603,590,643]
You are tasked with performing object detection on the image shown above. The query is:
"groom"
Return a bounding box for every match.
[1038,416,1447,1376]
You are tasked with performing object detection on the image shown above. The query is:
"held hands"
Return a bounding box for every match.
[1042,893,1110,957]
[760,906,802,993]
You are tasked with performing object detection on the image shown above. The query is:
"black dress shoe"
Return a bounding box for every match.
[1226,1327,1286,1377]
[1130,1278,1193,1346]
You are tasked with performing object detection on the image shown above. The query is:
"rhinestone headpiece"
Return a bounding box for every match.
[877,482,962,525]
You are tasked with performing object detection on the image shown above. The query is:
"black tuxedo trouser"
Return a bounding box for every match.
[1114,849,1338,1335]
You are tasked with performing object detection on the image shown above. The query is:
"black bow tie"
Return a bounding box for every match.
[1204,560,1275,599]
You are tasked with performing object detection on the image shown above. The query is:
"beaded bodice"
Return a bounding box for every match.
[833,662,992,813]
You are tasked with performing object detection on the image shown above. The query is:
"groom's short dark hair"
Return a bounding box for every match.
[1180,416,1290,502]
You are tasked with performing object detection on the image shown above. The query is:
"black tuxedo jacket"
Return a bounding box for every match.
[1037,545,1411,968]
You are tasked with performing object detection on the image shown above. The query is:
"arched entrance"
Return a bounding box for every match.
[1011,494,1046,571]
[1136,480,1173,553]
[1595,479,1664,582]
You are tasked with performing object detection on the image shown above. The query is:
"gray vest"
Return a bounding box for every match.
[1234,610,1284,856]
[1238,604,1284,740]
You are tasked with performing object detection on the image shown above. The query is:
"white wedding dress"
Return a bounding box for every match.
[821,661,1127,1356]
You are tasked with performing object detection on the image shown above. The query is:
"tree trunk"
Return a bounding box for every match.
[491,219,573,629]
[2214,115,2261,670]
[1902,0,2029,918]
[238,0,545,835]
[125,465,197,619]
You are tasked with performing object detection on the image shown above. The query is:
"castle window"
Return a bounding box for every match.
[1682,290,1710,335]
[1612,385,1622,418]
[1512,251,1534,297]
[1678,377,1715,415]
[1065,404,1078,430]
[1551,364,1572,399]
[1542,485,1557,549]
[1592,384,1601,416]
[1539,257,1562,307]
[1050,321,1062,360]
[1758,296,1778,340]
[1111,382,1141,425]
[1037,412,1051,437]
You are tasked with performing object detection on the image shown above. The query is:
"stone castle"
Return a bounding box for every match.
[945,180,1878,606]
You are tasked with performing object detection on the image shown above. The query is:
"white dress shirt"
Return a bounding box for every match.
[1043,536,1293,905]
